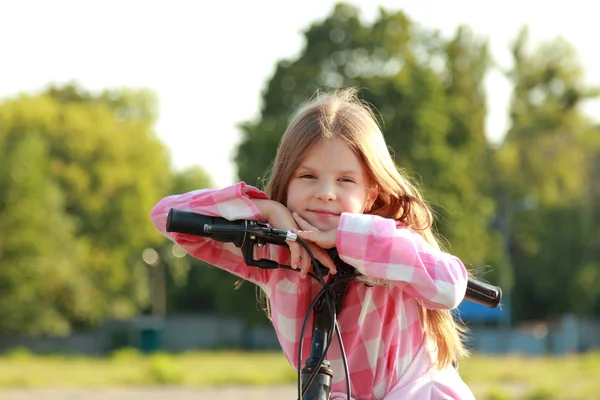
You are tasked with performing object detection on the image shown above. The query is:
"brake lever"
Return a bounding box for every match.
[245,224,297,246]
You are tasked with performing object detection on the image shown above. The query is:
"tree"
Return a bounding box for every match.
[0,84,172,334]
[0,130,88,334]
[235,3,502,273]
[496,28,600,319]
[156,166,268,324]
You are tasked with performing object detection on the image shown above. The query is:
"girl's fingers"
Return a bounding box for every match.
[296,247,335,278]
[289,241,310,278]
[289,242,301,270]
[293,229,337,250]
[292,212,317,231]
[310,245,337,275]
[290,235,337,278]
[299,250,312,279]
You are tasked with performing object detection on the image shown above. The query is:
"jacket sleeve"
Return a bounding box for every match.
[335,213,468,309]
[149,182,288,286]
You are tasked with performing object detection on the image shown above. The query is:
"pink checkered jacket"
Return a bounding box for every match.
[150,182,475,399]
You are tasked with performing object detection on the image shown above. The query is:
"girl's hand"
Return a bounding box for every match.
[252,200,336,278]
[292,212,338,250]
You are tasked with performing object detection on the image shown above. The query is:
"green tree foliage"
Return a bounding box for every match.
[496,28,600,319]
[2,4,600,335]
[0,131,87,334]
[160,167,266,324]
[235,3,502,273]
[160,166,216,312]
[0,84,171,334]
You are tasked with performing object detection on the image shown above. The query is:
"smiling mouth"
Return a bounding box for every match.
[309,210,339,217]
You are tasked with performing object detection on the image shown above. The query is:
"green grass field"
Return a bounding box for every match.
[0,348,599,399]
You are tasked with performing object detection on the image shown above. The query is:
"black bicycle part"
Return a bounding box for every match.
[465,279,502,308]
[167,208,350,399]
[297,249,357,399]
[166,209,503,308]
[165,208,504,399]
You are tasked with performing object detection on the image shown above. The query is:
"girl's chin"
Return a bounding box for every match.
[306,219,338,232]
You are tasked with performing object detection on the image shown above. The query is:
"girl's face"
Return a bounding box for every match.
[286,137,373,232]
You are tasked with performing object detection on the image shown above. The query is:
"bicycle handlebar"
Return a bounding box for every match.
[165,208,503,399]
[166,208,502,308]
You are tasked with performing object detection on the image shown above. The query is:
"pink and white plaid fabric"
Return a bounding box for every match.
[150,182,474,399]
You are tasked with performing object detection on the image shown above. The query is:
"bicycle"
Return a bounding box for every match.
[165,208,502,400]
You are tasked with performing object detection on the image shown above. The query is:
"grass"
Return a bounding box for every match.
[1,348,599,399]
[0,347,295,389]
[459,352,600,399]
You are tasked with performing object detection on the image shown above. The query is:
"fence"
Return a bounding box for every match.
[0,314,598,356]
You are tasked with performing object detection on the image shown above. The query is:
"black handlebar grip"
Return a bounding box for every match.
[166,209,246,246]
[166,208,215,236]
[465,278,502,308]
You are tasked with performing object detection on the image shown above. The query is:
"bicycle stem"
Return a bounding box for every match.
[300,328,334,399]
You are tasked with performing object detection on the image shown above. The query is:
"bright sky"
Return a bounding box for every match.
[1,1,599,188]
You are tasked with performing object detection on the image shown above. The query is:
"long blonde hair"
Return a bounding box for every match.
[262,87,468,368]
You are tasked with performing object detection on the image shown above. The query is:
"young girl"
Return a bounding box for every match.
[150,88,475,399]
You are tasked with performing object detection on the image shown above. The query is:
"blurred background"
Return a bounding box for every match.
[0,1,599,399]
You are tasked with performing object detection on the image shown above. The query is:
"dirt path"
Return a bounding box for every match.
[0,386,298,400]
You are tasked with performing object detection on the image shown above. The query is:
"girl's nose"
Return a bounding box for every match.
[314,181,336,201]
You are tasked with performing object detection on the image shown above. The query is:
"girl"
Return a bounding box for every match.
[150,88,475,399]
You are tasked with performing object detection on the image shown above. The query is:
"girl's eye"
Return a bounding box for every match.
[339,177,355,183]
[300,174,316,179]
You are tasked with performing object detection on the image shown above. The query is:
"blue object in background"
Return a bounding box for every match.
[454,299,509,322]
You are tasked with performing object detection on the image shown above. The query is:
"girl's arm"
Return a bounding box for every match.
[150,182,285,286]
[335,213,468,310]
